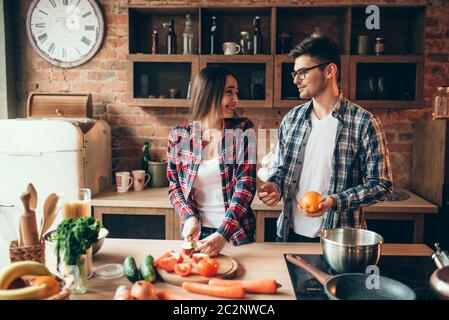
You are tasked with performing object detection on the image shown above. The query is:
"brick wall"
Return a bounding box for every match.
[13,0,449,188]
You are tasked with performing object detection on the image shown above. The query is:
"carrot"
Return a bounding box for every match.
[156,290,189,300]
[182,282,245,299]
[208,278,280,294]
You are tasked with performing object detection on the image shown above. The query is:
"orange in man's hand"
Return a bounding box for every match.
[299,191,323,213]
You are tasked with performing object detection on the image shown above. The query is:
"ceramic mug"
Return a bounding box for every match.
[115,171,133,193]
[223,42,241,55]
[132,170,151,191]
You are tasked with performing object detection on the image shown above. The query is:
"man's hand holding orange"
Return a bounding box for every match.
[299,191,335,217]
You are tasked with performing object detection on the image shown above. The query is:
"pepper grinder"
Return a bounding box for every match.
[432,243,449,269]
[19,191,39,246]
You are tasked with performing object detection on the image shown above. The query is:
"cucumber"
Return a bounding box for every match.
[123,256,141,283]
[140,255,156,282]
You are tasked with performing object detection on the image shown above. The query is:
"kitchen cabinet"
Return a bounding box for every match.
[126,4,424,109]
[252,189,437,243]
[412,119,449,248]
[92,187,437,243]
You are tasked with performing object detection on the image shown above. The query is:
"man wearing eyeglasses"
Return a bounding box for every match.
[257,34,393,242]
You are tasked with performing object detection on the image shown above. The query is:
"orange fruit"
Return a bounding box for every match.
[299,191,323,213]
[32,276,61,298]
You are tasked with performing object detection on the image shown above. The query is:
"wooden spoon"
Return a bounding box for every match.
[39,193,58,241]
[27,183,38,212]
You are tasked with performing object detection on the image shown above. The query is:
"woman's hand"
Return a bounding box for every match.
[197,232,227,257]
[182,217,200,241]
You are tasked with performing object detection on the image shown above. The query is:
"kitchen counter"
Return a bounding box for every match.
[92,187,438,243]
[71,239,432,300]
[92,186,438,213]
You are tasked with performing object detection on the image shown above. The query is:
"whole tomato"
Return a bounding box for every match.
[197,258,219,277]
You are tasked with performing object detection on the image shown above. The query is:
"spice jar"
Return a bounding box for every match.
[432,87,449,119]
[374,37,384,55]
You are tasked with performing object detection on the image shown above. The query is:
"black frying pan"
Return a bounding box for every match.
[286,254,416,300]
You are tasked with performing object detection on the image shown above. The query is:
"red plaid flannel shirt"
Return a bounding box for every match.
[167,118,257,245]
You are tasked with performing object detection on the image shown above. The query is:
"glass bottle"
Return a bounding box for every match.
[165,19,177,54]
[151,30,159,54]
[141,141,151,172]
[182,14,195,54]
[432,87,449,119]
[374,37,384,55]
[240,31,252,55]
[210,16,218,54]
[252,16,263,55]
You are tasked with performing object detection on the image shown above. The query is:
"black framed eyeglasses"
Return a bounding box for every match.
[291,63,330,80]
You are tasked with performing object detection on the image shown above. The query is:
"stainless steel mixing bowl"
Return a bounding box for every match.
[320,228,384,273]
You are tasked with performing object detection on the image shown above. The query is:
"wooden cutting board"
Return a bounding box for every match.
[157,254,239,286]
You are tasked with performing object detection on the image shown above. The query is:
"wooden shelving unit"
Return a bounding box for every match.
[349,55,424,109]
[199,55,273,108]
[126,4,425,109]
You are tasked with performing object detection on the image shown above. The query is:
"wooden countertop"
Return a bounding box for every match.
[92,186,438,213]
[71,239,432,300]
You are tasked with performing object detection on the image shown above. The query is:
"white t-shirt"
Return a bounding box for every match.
[291,110,339,238]
[192,157,226,228]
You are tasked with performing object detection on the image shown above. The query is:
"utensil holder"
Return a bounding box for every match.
[9,240,45,264]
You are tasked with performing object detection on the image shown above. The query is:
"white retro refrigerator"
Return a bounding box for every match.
[0,118,112,268]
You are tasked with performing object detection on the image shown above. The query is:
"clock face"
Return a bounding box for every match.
[26,0,105,68]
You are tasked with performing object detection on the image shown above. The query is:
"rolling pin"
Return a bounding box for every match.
[19,191,39,246]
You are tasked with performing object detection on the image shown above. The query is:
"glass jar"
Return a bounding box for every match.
[239,31,252,55]
[60,250,90,295]
[432,87,449,119]
[73,253,88,294]
[374,37,384,55]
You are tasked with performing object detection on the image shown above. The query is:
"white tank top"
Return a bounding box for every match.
[192,157,226,228]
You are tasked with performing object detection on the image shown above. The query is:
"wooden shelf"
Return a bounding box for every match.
[199,54,272,63]
[200,55,273,108]
[349,55,424,63]
[126,4,425,110]
[349,55,424,108]
[128,54,200,62]
[127,56,199,107]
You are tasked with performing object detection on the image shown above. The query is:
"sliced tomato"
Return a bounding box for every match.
[197,258,219,277]
[156,250,175,261]
[181,248,193,257]
[170,252,184,263]
[155,257,178,272]
[192,253,209,263]
[174,263,192,276]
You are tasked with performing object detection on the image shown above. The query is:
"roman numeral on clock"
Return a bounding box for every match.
[48,43,55,54]
[81,36,91,46]
[85,25,95,31]
[49,0,57,8]
[39,10,48,16]
[38,33,48,43]
[82,12,92,19]
[62,48,67,59]
[35,23,46,28]
[63,0,68,5]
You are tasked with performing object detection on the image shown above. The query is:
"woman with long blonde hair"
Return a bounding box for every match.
[167,65,257,256]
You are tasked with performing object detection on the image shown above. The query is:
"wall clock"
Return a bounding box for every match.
[26,0,105,68]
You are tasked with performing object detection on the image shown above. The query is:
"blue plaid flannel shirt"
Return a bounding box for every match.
[268,97,393,240]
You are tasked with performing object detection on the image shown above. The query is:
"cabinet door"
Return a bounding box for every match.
[93,207,175,239]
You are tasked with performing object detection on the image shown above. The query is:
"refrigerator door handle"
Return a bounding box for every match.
[7,152,43,157]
